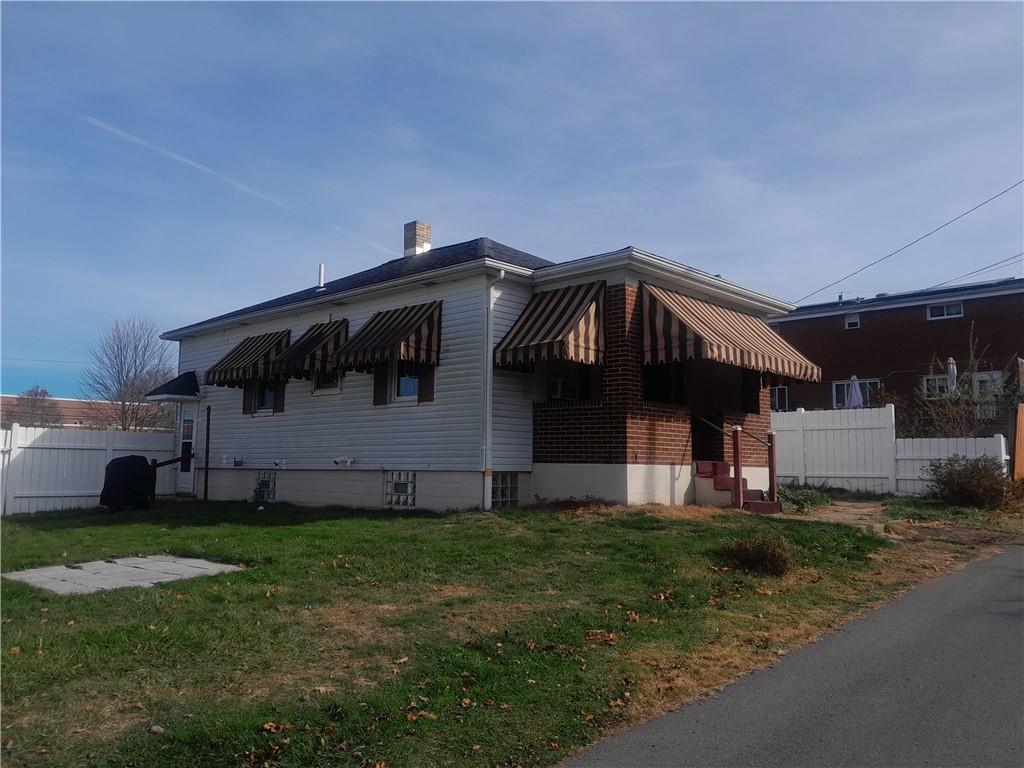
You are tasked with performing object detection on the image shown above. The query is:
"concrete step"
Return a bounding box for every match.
[743,488,765,502]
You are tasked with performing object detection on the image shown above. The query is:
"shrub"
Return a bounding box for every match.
[1003,478,1024,517]
[722,533,792,576]
[778,483,831,514]
[927,455,1006,509]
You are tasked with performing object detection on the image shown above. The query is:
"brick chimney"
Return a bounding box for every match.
[404,220,431,257]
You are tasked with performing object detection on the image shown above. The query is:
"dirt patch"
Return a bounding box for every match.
[554,502,734,522]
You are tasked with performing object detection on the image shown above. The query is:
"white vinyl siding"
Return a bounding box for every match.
[179,276,487,472]
[491,280,535,472]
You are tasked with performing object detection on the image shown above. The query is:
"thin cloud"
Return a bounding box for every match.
[80,114,398,257]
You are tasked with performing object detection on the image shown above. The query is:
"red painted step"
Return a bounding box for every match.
[745,500,783,515]
[743,488,765,502]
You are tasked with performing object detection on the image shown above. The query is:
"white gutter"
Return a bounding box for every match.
[481,268,506,511]
[533,247,795,315]
[162,258,535,341]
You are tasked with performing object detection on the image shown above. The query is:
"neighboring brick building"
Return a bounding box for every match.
[769,277,1023,412]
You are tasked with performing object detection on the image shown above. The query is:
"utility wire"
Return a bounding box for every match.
[1,357,90,365]
[927,252,1024,290]
[796,178,1024,303]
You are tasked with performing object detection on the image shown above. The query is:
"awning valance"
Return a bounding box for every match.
[272,320,349,380]
[335,301,442,371]
[204,330,291,388]
[494,281,604,367]
[640,283,821,382]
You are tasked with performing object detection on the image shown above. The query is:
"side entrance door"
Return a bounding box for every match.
[177,405,197,494]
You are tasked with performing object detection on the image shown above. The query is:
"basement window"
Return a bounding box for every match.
[385,470,416,508]
[492,472,519,509]
[844,313,860,329]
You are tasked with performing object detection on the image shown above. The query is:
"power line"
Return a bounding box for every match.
[927,252,1024,290]
[1,357,90,365]
[796,178,1024,303]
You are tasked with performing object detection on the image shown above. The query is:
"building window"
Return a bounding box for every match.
[832,378,880,409]
[972,370,1003,397]
[491,472,519,509]
[385,470,416,507]
[844,313,860,330]
[927,302,963,320]
[642,361,686,405]
[254,470,277,503]
[372,362,435,405]
[312,371,341,393]
[770,385,789,412]
[921,374,952,398]
[544,360,601,402]
[243,379,285,414]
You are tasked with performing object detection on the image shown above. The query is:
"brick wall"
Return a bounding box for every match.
[533,282,770,468]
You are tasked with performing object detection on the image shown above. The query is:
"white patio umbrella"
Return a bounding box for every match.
[947,357,958,394]
[846,375,865,409]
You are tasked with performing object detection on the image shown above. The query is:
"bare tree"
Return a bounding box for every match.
[81,317,176,431]
[7,386,63,427]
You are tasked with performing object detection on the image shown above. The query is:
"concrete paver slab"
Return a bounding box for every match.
[2,556,242,595]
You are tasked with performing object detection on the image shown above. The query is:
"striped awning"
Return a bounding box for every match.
[204,330,291,388]
[494,281,604,367]
[640,283,821,381]
[335,301,442,371]
[272,320,349,380]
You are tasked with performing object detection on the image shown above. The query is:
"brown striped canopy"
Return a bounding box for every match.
[640,283,821,381]
[204,330,291,388]
[335,301,442,371]
[494,281,605,367]
[272,320,349,380]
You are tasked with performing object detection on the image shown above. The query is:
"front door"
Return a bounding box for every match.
[177,405,197,494]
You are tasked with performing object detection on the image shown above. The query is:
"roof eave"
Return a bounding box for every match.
[534,247,795,315]
[161,258,534,341]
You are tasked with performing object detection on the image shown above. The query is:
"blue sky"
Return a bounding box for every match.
[3,2,1022,397]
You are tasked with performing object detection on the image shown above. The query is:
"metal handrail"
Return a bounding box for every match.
[697,416,771,447]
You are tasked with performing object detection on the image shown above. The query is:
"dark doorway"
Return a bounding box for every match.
[692,413,724,461]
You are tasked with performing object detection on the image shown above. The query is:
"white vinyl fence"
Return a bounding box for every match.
[0,424,177,515]
[771,405,1008,495]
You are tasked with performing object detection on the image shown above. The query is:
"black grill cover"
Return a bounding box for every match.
[99,455,157,511]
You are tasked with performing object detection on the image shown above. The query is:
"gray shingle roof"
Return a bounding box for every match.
[164,238,552,338]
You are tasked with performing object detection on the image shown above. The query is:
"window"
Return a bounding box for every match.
[253,470,277,503]
[179,415,194,473]
[543,360,601,402]
[642,361,686,405]
[372,362,435,405]
[395,360,420,399]
[242,379,285,415]
[831,378,880,409]
[770,385,789,412]
[312,370,341,394]
[256,384,276,411]
[921,374,951,398]
[927,302,963,320]
[844,313,860,330]
[972,370,1003,397]
[492,472,519,509]
[385,470,416,507]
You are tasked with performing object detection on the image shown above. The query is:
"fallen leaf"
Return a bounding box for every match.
[67,619,76,626]
[8,646,21,655]
[149,725,165,735]
[265,587,279,598]
[755,588,773,596]
[394,656,409,665]
[627,611,639,623]
[419,711,437,720]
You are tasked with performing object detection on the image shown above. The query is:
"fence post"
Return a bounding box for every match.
[884,404,897,494]
[795,408,806,485]
[732,425,744,509]
[995,433,1008,476]
[767,431,777,503]
[105,427,115,468]
[3,424,21,516]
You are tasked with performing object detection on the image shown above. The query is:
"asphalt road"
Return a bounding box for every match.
[571,545,1024,768]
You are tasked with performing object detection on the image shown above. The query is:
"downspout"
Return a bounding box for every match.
[482,268,506,510]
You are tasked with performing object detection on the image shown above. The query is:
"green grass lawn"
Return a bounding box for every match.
[0,502,935,767]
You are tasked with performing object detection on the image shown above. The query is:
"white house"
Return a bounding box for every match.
[149,221,819,511]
